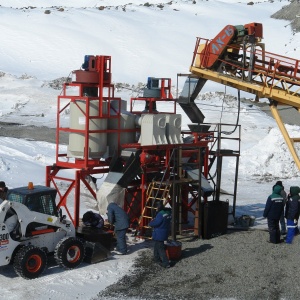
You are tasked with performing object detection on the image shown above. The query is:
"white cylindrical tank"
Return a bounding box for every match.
[67,100,107,158]
[107,100,136,155]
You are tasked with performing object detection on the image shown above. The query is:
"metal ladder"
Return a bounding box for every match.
[138,180,172,232]
[137,149,176,235]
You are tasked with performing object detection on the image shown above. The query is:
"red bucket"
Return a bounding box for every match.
[165,241,182,260]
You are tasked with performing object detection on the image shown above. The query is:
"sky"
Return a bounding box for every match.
[0,0,300,299]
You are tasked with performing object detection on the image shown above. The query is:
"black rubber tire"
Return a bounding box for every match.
[54,237,85,269]
[13,245,47,279]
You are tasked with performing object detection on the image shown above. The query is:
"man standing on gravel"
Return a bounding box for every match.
[263,185,284,244]
[272,181,287,235]
[284,186,300,244]
[149,201,172,268]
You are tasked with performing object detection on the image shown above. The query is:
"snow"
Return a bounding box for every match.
[0,0,300,299]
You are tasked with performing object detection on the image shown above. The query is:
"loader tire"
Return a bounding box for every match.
[54,237,85,269]
[13,245,47,279]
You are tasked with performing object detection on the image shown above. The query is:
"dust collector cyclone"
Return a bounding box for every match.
[67,100,108,158]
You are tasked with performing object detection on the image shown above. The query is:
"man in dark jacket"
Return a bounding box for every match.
[285,186,300,244]
[273,181,287,235]
[149,201,172,268]
[82,211,104,229]
[263,185,284,244]
[107,202,129,255]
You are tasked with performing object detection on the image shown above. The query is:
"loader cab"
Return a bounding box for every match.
[6,185,58,217]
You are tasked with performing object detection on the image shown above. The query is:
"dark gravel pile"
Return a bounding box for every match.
[96,229,300,300]
[0,122,68,144]
[271,0,300,33]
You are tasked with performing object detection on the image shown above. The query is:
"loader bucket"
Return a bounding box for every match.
[84,241,112,263]
[76,226,114,264]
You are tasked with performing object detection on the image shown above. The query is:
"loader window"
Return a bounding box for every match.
[26,194,56,216]
[40,194,56,216]
[7,193,23,204]
[26,195,55,216]
[27,197,42,213]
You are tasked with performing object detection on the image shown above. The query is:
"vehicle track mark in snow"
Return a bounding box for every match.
[0,252,139,300]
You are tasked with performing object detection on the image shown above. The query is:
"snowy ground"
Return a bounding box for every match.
[1,0,300,299]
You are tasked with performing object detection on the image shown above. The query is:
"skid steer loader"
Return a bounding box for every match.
[0,185,99,279]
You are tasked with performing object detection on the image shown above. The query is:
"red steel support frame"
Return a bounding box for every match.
[120,134,213,230]
[46,56,121,227]
[46,57,214,230]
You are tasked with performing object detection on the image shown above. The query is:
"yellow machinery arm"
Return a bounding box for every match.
[189,22,300,170]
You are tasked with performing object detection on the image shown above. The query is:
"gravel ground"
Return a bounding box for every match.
[0,122,68,144]
[96,229,300,300]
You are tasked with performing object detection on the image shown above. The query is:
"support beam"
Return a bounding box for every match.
[269,103,300,170]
